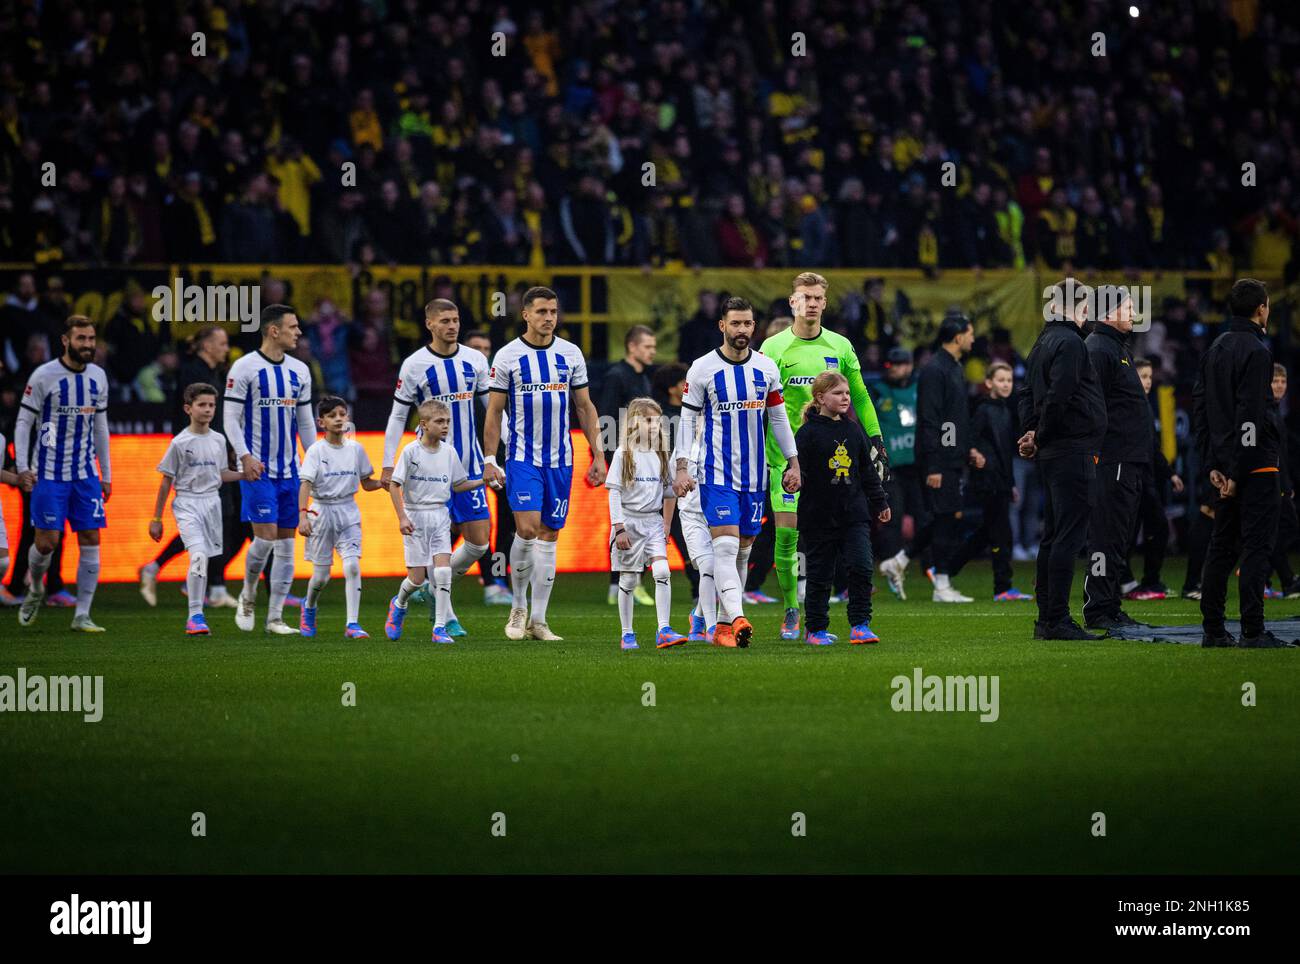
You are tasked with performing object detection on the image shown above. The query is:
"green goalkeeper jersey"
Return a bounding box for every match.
[760,325,881,466]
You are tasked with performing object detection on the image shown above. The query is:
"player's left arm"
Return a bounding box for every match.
[296,375,317,452]
[662,494,676,539]
[94,408,112,499]
[845,352,889,479]
[572,384,608,487]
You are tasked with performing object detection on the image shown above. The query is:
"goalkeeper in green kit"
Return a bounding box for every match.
[760,272,888,639]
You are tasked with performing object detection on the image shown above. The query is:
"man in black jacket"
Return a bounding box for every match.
[1017,279,1107,639]
[916,314,982,602]
[1192,278,1293,648]
[1082,290,1151,631]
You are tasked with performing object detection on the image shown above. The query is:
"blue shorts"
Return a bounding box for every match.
[31,476,106,532]
[506,460,573,530]
[241,476,300,528]
[699,483,765,537]
[449,478,492,525]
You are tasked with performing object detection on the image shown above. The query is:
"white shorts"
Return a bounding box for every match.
[305,501,362,564]
[610,512,667,572]
[680,507,713,567]
[172,494,222,559]
[0,498,7,552]
[403,505,451,568]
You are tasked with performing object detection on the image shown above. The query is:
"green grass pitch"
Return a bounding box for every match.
[2,561,1297,874]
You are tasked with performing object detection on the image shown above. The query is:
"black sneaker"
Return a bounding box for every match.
[1033,620,1049,639]
[1237,630,1297,649]
[1084,612,1143,632]
[1201,630,1237,648]
[1282,580,1300,599]
[1041,619,1103,641]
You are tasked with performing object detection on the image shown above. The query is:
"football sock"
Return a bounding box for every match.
[652,558,672,629]
[241,537,274,600]
[713,535,741,623]
[618,570,638,634]
[433,565,452,627]
[396,576,424,608]
[530,539,557,623]
[510,538,535,609]
[445,540,487,623]
[738,543,759,602]
[697,557,718,628]
[306,563,331,608]
[187,553,208,617]
[75,544,100,618]
[28,545,53,588]
[268,538,295,622]
[775,526,799,608]
[342,556,362,623]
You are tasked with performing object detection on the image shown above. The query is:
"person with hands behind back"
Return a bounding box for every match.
[795,371,891,646]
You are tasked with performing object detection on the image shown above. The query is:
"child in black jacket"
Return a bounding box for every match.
[795,371,891,645]
[946,362,1034,600]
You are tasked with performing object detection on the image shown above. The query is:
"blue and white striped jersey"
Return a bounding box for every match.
[388,344,490,476]
[224,351,313,479]
[489,336,589,468]
[681,349,784,492]
[19,359,109,482]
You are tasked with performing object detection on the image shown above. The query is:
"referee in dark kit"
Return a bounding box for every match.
[1192,278,1296,648]
[1082,289,1150,632]
[1017,279,1107,639]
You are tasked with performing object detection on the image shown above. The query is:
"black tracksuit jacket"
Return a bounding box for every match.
[1085,323,1152,465]
[1017,318,1107,459]
[970,395,1016,495]
[1191,317,1278,479]
[916,348,969,473]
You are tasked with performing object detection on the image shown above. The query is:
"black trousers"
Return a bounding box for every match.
[802,521,874,632]
[877,464,927,560]
[922,470,964,575]
[1035,452,1096,626]
[1083,461,1143,623]
[1182,506,1214,594]
[1201,472,1281,637]
[6,488,66,594]
[947,491,1014,593]
[1269,493,1298,586]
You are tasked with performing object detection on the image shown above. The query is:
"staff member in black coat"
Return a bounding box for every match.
[1192,278,1294,648]
[1081,290,1151,632]
[1017,279,1107,639]
[916,314,982,603]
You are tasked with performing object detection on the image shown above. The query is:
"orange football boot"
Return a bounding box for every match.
[731,615,753,648]
[712,623,738,647]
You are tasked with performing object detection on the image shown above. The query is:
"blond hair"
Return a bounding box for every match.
[417,398,450,422]
[985,361,1012,379]
[801,371,849,422]
[621,397,670,487]
[792,271,828,292]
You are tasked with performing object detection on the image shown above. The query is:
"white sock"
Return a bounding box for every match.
[433,565,452,627]
[396,576,423,608]
[510,538,534,609]
[75,545,100,617]
[208,582,230,602]
[342,557,361,623]
[652,558,672,629]
[242,537,274,599]
[697,559,718,627]
[28,545,53,589]
[935,572,951,590]
[618,570,638,634]
[306,563,331,608]
[530,540,557,624]
[268,538,295,622]
[713,535,741,623]
[142,560,159,577]
[736,542,752,594]
[187,553,208,617]
[894,550,910,567]
[444,540,487,622]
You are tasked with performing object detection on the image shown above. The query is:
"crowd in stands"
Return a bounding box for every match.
[0,0,1296,276]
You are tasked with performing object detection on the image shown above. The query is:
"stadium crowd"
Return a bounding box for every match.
[0,0,1296,275]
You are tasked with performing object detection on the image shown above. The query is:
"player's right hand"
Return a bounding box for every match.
[1017,430,1037,458]
[399,518,415,535]
[483,462,505,490]
[241,454,264,481]
[379,466,394,490]
[148,520,162,542]
[615,531,632,551]
[926,473,942,489]
[18,470,35,491]
[673,469,695,498]
[299,515,313,538]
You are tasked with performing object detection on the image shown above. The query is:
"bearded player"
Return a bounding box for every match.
[758,272,887,639]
